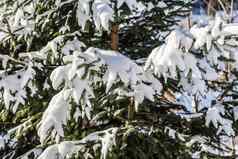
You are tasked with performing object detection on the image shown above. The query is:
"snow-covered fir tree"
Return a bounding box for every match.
[2,0,238,159]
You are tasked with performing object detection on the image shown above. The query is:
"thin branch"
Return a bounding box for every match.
[3,18,17,57]
[217,0,229,17]
[230,0,234,22]
[0,54,26,66]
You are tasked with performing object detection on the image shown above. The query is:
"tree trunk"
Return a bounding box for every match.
[128,97,135,121]
[111,24,135,121]
[111,24,119,51]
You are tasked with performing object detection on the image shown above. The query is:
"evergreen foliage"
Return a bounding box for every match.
[2,0,238,159]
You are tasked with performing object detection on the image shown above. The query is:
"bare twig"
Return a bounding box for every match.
[230,0,234,22]
[217,0,229,17]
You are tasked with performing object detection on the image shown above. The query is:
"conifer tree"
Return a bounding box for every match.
[3,1,238,159]
[0,1,192,158]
